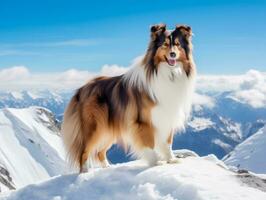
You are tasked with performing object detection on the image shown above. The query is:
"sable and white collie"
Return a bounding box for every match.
[62,24,196,173]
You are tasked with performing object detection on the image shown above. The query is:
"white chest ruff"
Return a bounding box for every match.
[150,63,195,138]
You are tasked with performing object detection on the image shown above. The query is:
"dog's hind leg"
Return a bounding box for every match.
[80,148,91,173]
[79,119,98,173]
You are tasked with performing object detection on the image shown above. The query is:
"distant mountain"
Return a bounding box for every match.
[173,94,266,159]
[223,125,266,174]
[213,91,266,123]
[0,91,72,119]
[173,113,242,159]
[0,107,65,191]
[0,89,265,163]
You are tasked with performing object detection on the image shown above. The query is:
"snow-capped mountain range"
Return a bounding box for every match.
[0,89,265,162]
[0,91,71,120]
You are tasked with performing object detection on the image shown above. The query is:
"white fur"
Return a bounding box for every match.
[150,62,195,163]
[140,148,159,166]
[151,62,195,131]
[123,57,156,101]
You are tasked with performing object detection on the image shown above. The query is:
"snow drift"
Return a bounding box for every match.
[0,107,66,190]
[1,151,266,200]
[224,126,266,174]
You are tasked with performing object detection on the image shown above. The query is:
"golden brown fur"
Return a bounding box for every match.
[62,75,155,172]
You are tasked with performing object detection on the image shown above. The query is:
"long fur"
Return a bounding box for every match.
[61,24,196,172]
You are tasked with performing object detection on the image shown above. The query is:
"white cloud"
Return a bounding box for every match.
[0,65,129,91]
[193,93,215,111]
[196,74,243,92]
[197,70,266,108]
[0,64,265,108]
[57,69,95,82]
[100,64,128,76]
[233,89,265,108]
[0,66,30,81]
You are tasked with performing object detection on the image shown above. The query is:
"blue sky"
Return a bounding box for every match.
[0,0,265,74]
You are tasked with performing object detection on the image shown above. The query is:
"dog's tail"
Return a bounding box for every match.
[61,91,84,170]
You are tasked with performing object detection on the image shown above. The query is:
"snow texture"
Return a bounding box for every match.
[224,126,266,174]
[0,107,66,189]
[1,153,266,200]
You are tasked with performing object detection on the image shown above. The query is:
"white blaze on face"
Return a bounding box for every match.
[166,34,179,67]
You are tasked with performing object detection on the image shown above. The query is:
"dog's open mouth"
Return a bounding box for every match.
[164,56,176,66]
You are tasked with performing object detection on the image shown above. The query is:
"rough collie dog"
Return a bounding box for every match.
[62,24,196,173]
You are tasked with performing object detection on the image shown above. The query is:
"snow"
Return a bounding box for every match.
[188,117,214,131]
[9,92,23,100]
[1,154,266,200]
[0,184,8,193]
[0,107,65,189]
[24,91,40,99]
[223,126,266,174]
[212,139,231,150]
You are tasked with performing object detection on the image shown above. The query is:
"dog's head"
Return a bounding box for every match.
[144,24,193,78]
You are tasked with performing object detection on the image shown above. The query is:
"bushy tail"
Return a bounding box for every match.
[61,95,84,170]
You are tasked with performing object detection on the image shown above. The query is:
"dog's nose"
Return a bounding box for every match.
[170,52,176,58]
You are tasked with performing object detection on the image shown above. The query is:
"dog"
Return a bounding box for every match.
[61,24,196,173]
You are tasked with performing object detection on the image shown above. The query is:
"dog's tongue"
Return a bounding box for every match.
[168,59,176,66]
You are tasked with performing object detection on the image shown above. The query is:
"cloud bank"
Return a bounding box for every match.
[0,65,265,108]
[0,65,128,91]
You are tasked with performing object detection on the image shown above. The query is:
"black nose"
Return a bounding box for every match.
[170,52,176,58]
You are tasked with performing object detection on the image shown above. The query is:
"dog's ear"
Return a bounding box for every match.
[175,25,192,39]
[150,24,166,41]
[173,24,193,59]
[173,25,194,77]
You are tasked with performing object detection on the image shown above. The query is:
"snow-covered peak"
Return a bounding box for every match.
[0,90,72,118]
[223,126,266,174]
[1,152,266,200]
[188,117,214,131]
[0,107,65,190]
[9,92,23,100]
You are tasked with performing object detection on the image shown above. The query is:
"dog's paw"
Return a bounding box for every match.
[167,158,181,164]
[102,162,111,168]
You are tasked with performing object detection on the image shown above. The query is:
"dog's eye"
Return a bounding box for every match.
[174,38,180,47]
[163,42,169,47]
[175,42,180,47]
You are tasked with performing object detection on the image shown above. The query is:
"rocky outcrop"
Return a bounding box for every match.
[0,165,15,192]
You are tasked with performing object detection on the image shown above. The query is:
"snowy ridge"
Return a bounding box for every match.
[0,90,71,118]
[223,125,266,174]
[173,113,242,159]
[1,151,266,200]
[0,107,66,190]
